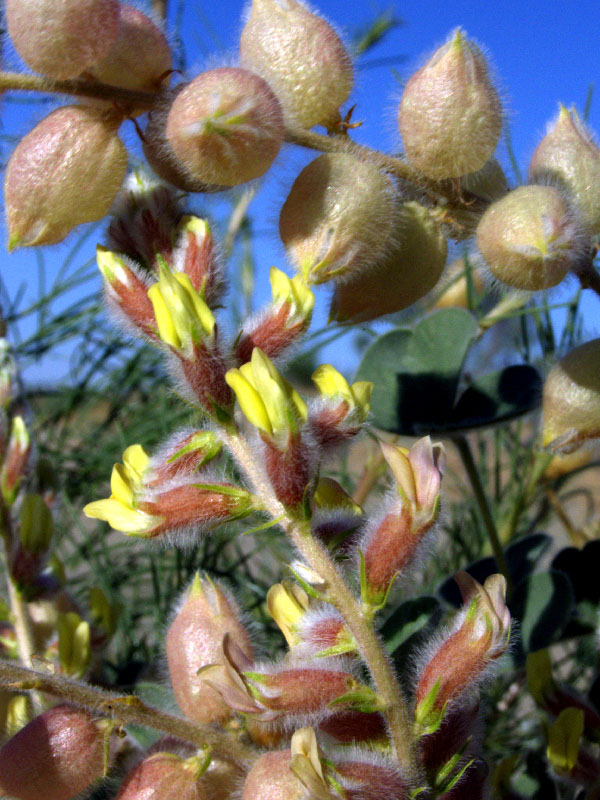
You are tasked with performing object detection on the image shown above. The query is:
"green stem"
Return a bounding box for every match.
[0,659,254,768]
[223,431,418,783]
[452,434,513,595]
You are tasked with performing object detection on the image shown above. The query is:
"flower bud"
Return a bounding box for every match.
[240,0,353,129]
[146,428,222,486]
[310,365,372,447]
[398,29,502,179]
[235,268,314,363]
[415,573,510,735]
[173,216,225,305]
[318,710,388,746]
[166,68,284,186]
[242,750,305,800]
[87,5,172,113]
[1,415,30,504]
[166,574,254,724]
[143,89,229,193]
[5,105,127,248]
[279,154,398,284]
[10,494,54,588]
[6,0,119,79]
[529,105,600,234]
[362,438,445,607]
[476,185,585,291]
[97,247,157,339]
[115,750,222,800]
[0,705,108,800]
[542,339,600,452]
[329,202,447,323]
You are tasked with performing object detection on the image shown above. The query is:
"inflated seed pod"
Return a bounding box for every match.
[166,574,254,724]
[398,29,502,179]
[165,68,284,186]
[6,0,119,79]
[529,105,600,234]
[87,5,172,113]
[240,0,353,129]
[476,184,585,291]
[0,704,107,800]
[542,338,600,452]
[242,751,305,800]
[5,105,127,248]
[279,153,398,284]
[330,201,447,323]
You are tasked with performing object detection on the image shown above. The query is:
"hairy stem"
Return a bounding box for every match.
[452,434,513,595]
[0,659,255,768]
[224,431,418,782]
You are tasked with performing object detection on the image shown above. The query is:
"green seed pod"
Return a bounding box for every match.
[542,339,600,452]
[398,29,502,179]
[330,202,447,323]
[279,153,398,284]
[6,0,119,79]
[5,105,127,248]
[476,185,585,291]
[529,105,600,235]
[240,0,353,129]
[166,68,284,186]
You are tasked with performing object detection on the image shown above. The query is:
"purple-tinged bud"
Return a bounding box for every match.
[173,217,225,305]
[0,704,108,800]
[279,154,398,284]
[311,478,363,552]
[476,185,586,291]
[87,5,172,114]
[242,750,305,800]
[398,29,502,179]
[97,247,158,339]
[330,202,447,324]
[415,573,510,734]
[1,415,30,504]
[318,711,388,746]
[115,750,225,800]
[419,698,481,772]
[331,753,409,800]
[263,431,313,508]
[542,338,600,453]
[107,172,182,269]
[143,90,229,194]
[5,106,127,248]
[166,68,284,186]
[6,0,119,79]
[438,758,489,799]
[166,574,254,724]
[240,0,353,129]
[530,105,600,235]
[362,438,445,607]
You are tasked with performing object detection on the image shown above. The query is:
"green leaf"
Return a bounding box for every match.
[510,570,575,653]
[355,309,478,434]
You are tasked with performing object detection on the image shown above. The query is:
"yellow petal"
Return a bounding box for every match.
[148,283,180,349]
[110,463,134,505]
[380,441,417,504]
[226,369,273,436]
[312,364,351,399]
[122,444,150,482]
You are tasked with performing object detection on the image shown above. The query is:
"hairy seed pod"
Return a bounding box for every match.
[398,29,502,179]
[166,574,254,724]
[87,5,172,113]
[279,153,398,284]
[115,751,233,800]
[6,0,119,79]
[529,105,600,235]
[0,705,106,800]
[5,105,127,248]
[242,751,305,800]
[542,339,600,452]
[476,185,585,291]
[330,202,447,323]
[166,68,284,186]
[240,0,353,129]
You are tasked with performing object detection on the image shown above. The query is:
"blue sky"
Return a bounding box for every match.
[2,0,600,383]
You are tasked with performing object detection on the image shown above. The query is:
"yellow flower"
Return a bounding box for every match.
[266,580,309,647]
[270,267,314,322]
[83,445,162,536]
[312,364,372,422]
[226,348,307,437]
[148,264,216,356]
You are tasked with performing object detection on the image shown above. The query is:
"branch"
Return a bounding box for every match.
[0,659,255,768]
[0,71,158,109]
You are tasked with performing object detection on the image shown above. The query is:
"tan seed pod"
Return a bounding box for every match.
[529,105,600,235]
[6,0,119,79]
[240,0,353,129]
[242,751,305,800]
[398,29,502,179]
[5,105,127,248]
[542,339,600,452]
[166,68,284,186]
